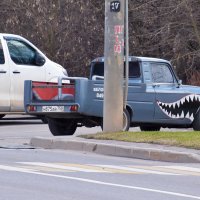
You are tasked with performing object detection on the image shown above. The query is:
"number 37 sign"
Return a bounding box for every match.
[110,1,121,12]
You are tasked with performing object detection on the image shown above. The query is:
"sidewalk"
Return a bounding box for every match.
[30,136,200,163]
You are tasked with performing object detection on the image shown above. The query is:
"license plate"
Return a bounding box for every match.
[42,106,64,112]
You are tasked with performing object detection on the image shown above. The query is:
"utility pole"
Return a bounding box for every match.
[103,0,125,132]
[124,0,129,109]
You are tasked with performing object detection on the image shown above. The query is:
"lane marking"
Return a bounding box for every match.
[18,162,198,175]
[18,165,74,172]
[59,163,120,174]
[159,166,200,173]
[19,162,105,173]
[0,165,37,172]
[156,166,200,176]
[0,164,199,200]
[47,163,142,174]
[19,162,142,174]
[151,166,200,176]
[129,165,200,176]
[94,165,179,175]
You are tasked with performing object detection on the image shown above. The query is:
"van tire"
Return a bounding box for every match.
[100,109,130,131]
[123,109,130,131]
[40,116,48,124]
[48,118,77,136]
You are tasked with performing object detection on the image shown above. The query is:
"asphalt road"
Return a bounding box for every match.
[1,147,200,200]
[0,115,200,200]
[0,115,102,147]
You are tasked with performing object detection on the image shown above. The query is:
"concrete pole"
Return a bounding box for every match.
[103,0,125,132]
[124,0,129,109]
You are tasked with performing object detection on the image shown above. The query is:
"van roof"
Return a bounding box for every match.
[0,33,23,38]
[92,56,171,64]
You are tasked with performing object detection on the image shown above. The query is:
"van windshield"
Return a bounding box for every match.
[0,40,5,64]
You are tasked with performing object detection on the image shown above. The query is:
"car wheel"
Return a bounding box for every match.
[193,110,200,131]
[123,109,130,131]
[48,118,77,136]
[0,114,5,119]
[140,125,161,131]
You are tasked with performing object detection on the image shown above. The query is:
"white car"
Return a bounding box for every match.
[0,33,67,119]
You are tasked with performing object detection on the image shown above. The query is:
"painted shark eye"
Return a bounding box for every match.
[157,94,200,121]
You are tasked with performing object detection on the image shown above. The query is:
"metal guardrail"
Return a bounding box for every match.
[91,75,104,80]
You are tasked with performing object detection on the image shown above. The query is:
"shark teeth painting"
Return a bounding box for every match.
[157,94,200,121]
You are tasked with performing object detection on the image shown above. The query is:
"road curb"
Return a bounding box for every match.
[30,137,200,163]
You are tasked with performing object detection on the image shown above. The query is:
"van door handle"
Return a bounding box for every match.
[0,70,6,74]
[13,70,20,74]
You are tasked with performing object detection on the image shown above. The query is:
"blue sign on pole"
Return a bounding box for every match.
[110,1,121,12]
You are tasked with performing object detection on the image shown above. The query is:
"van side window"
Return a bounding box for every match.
[0,40,5,64]
[6,39,38,66]
[151,63,174,83]
[126,62,140,78]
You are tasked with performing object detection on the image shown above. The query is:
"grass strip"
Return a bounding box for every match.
[80,131,200,149]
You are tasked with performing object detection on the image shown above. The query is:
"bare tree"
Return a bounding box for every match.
[0,0,199,83]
